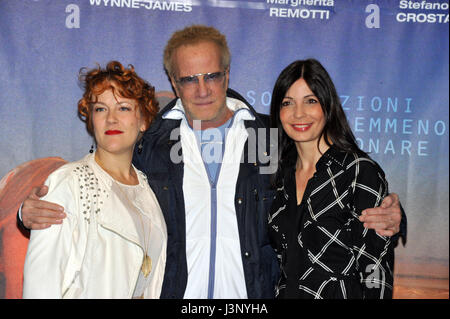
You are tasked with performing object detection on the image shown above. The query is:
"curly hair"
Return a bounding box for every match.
[163,24,230,77]
[77,61,159,137]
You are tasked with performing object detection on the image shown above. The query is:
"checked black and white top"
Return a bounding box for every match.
[268,145,394,299]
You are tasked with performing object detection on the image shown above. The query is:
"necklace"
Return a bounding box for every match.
[103,172,152,277]
[141,255,152,278]
[94,154,152,278]
[116,182,152,278]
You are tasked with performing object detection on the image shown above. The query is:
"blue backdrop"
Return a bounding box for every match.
[0,0,448,285]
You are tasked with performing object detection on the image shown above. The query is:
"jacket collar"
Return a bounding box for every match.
[315,145,349,172]
[281,145,350,188]
[145,88,262,135]
[80,153,149,249]
[83,152,147,191]
[162,96,256,124]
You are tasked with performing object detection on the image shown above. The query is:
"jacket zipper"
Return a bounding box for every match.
[99,224,144,298]
[202,112,242,299]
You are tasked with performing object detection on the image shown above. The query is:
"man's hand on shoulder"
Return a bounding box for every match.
[359,193,401,237]
[21,185,66,230]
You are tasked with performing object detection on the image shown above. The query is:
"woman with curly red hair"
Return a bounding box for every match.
[23,61,167,298]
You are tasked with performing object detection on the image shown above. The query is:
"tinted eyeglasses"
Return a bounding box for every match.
[174,70,227,89]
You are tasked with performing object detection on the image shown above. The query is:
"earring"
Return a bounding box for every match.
[89,144,94,153]
[137,139,143,154]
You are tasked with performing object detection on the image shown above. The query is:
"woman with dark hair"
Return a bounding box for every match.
[23,61,167,298]
[268,59,394,299]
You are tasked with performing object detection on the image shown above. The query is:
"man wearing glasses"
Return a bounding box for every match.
[135,26,278,298]
[21,25,404,299]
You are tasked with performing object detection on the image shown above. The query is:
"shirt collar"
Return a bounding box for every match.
[315,145,349,171]
[162,97,255,123]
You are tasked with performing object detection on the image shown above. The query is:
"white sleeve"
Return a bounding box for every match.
[22,167,79,299]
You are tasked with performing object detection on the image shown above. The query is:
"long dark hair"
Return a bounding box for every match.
[270,59,363,186]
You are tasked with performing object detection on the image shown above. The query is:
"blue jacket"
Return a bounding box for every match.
[132,89,280,298]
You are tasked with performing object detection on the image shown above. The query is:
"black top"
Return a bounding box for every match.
[268,145,394,299]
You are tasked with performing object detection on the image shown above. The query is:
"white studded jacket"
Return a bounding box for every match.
[23,153,167,299]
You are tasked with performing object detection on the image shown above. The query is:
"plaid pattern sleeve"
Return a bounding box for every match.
[268,146,394,299]
[348,154,394,299]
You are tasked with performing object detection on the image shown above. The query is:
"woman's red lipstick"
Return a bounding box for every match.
[105,130,123,135]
